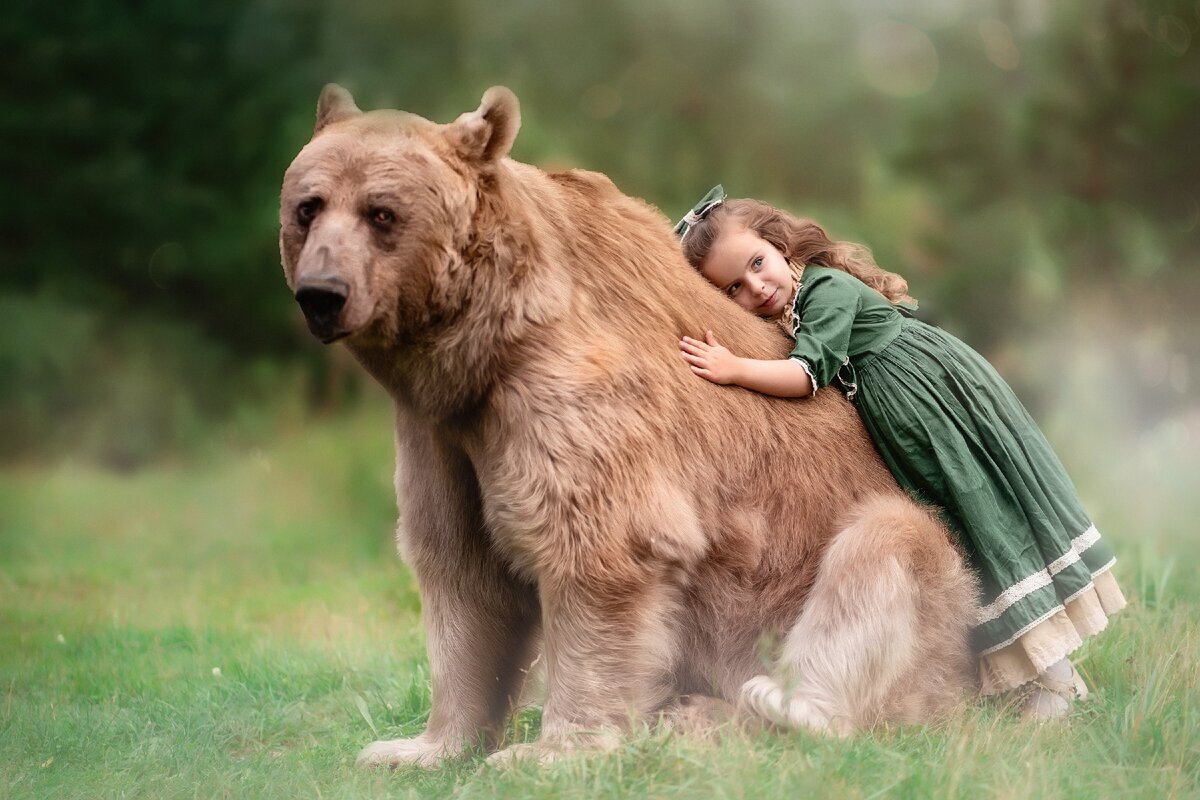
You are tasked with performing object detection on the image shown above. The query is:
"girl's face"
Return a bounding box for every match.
[699,224,794,320]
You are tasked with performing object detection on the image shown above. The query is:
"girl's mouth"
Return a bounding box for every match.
[758,289,777,310]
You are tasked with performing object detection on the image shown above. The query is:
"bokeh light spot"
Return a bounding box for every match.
[1157,15,1191,55]
[859,21,939,98]
[979,18,1020,70]
[148,242,187,290]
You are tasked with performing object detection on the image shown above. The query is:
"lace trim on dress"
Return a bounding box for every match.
[978,569,1126,693]
[776,261,807,339]
[978,557,1118,658]
[975,524,1104,625]
[789,357,819,396]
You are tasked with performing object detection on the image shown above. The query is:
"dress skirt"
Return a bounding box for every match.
[854,317,1126,693]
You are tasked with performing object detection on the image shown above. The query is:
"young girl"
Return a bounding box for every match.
[675,186,1125,719]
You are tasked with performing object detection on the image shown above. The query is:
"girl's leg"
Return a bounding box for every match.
[1022,657,1088,721]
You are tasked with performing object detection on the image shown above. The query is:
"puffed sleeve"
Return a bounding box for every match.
[788,270,862,389]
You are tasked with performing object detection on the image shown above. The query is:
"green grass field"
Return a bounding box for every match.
[3,395,1198,799]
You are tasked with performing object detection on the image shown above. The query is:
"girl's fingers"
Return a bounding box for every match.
[680,351,707,367]
[678,339,708,357]
[705,330,721,347]
[690,365,716,382]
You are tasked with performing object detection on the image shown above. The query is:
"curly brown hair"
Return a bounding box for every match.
[680,198,916,306]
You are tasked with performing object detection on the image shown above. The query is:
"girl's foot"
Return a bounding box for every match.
[1022,684,1070,720]
[1021,658,1088,721]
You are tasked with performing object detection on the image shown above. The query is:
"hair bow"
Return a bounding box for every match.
[673,184,726,240]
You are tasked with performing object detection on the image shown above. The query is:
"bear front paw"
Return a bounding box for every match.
[356,735,453,769]
[484,741,560,768]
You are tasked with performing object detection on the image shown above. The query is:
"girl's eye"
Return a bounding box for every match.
[752,256,764,269]
[726,282,741,297]
[369,207,396,227]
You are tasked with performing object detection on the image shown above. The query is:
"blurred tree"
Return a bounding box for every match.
[2,0,324,350]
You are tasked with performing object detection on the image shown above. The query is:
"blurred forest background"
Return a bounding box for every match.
[2,0,1197,468]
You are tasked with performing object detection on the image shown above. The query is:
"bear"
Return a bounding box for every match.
[278,85,978,767]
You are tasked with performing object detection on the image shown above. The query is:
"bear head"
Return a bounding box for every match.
[279,85,521,348]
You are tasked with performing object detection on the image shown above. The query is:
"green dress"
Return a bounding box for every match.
[787,266,1118,654]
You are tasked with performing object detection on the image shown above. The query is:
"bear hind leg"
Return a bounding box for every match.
[740,496,972,735]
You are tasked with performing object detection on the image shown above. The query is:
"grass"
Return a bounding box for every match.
[2,393,1198,799]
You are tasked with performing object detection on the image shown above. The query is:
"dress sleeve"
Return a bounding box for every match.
[788,270,862,389]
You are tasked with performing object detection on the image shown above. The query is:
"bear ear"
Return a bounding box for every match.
[314,83,362,136]
[447,86,521,164]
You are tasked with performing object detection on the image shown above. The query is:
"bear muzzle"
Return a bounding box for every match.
[295,277,350,343]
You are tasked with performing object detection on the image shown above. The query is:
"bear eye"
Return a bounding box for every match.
[368,207,396,227]
[296,198,323,226]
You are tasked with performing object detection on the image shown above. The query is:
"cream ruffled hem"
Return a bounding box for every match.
[978,569,1127,696]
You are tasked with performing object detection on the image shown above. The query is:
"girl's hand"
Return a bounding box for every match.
[679,331,742,385]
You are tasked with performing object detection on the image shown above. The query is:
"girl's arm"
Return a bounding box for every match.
[679,331,814,398]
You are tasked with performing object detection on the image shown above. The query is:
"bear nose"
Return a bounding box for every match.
[295,277,349,341]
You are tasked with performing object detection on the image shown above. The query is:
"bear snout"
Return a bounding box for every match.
[295,278,350,343]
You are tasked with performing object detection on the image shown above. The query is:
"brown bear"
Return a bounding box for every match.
[279,85,977,767]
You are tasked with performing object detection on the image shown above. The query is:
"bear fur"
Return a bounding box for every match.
[279,85,977,766]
